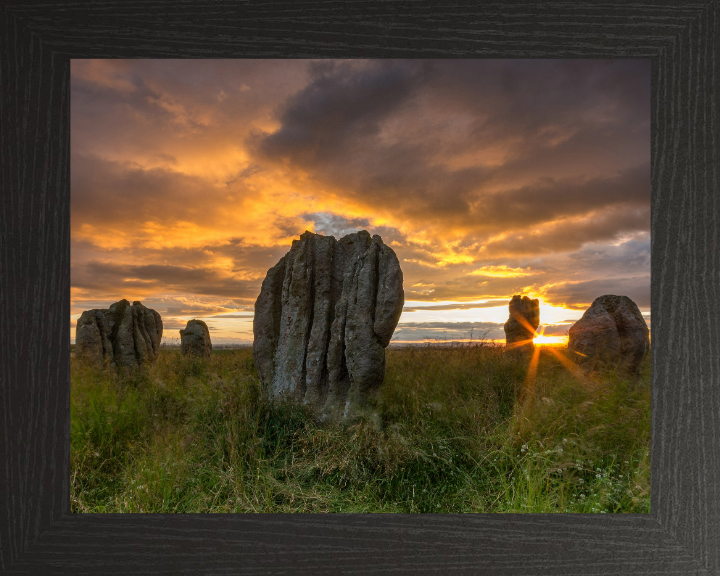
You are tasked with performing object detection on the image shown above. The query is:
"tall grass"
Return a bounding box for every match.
[71,344,650,513]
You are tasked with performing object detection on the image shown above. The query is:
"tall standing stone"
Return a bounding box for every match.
[75,299,163,368]
[253,230,404,419]
[180,319,212,358]
[568,294,649,373]
[504,295,540,352]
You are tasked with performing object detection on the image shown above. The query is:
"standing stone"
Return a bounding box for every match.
[568,294,649,374]
[75,299,163,368]
[75,310,105,365]
[504,295,540,352]
[253,230,404,419]
[180,319,212,358]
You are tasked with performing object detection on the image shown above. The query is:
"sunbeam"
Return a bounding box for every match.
[520,345,541,404]
[547,345,586,381]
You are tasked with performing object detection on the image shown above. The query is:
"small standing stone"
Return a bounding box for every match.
[75,299,163,368]
[568,294,649,374]
[180,319,212,358]
[504,295,540,352]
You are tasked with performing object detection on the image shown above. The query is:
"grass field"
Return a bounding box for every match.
[70,343,650,513]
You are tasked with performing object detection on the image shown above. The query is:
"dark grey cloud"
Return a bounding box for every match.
[567,236,650,272]
[72,233,289,291]
[72,59,312,158]
[542,276,651,309]
[71,152,220,227]
[481,205,650,256]
[252,59,650,250]
[404,274,533,303]
[433,61,651,180]
[255,60,430,167]
[72,261,257,300]
[129,238,290,277]
[477,163,649,232]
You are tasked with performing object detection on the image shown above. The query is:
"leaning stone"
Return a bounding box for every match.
[253,230,404,419]
[568,294,649,374]
[75,299,163,368]
[504,295,540,352]
[180,319,212,358]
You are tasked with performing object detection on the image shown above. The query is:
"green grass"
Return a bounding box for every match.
[71,344,650,513]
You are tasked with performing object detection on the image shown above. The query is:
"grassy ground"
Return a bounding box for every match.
[70,343,650,513]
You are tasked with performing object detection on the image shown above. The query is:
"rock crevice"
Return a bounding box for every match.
[253,230,404,418]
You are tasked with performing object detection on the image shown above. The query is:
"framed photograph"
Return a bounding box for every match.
[67,57,652,515]
[2,2,718,574]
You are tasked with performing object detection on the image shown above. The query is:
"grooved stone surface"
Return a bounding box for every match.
[253,230,404,418]
[75,299,163,368]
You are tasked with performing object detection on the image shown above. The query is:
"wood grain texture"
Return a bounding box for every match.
[1,1,717,574]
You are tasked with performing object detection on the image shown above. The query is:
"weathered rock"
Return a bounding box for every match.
[253,230,404,419]
[504,295,540,352]
[180,319,212,358]
[75,299,163,368]
[568,294,649,373]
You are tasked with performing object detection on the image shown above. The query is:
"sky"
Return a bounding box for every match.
[71,59,650,345]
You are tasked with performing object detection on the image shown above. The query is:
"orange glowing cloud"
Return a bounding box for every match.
[470,265,537,278]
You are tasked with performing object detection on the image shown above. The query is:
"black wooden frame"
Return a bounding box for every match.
[1,2,718,574]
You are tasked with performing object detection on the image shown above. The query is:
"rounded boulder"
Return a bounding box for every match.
[568,294,649,374]
[180,319,212,358]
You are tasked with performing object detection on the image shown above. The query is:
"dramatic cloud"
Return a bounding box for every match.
[541,276,651,310]
[253,60,649,245]
[403,301,508,313]
[72,261,258,300]
[71,59,650,343]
